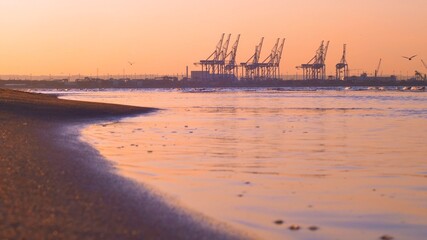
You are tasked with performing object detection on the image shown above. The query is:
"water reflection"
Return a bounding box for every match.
[59,89,427,240]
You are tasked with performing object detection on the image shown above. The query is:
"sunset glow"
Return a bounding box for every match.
[1,2,427,238]
[0,0,426,76]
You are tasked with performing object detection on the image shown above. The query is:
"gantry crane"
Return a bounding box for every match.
[197,33,225,78]
[224,34,241,77]
[220,34,231,64]
[336,44,349,80]
[196,33,240,80]
[240,37,286,80]
[258,38,286,79]
[240,37,264,79]
[299,40,330,80]
[275,38,286,78]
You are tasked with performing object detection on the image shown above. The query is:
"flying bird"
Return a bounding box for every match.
[128,61,135,66]
[402,55,417,61]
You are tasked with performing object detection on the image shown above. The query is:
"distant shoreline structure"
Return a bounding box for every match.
[1,77,426,89]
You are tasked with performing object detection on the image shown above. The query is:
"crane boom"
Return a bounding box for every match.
[225,34,240,71]
[254,37,264,64]
[262,38,280,64]
[202,33,225,62]
[275,38,286,66]
[228,34,240,64]
[422,59,427,70]
[214,33,225,60]
[220,34,231,61]
[340,44,347,64]
[375,58,382,77]
[323,41,330,63]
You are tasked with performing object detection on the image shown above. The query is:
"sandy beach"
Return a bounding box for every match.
[0,89,243,240]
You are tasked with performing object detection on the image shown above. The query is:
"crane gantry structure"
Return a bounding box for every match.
[336,44,349,80]
[240,38,286,80]
[299,41,330,80]
[196,33,241,80]
[259,38,286,79]
[224,34,241,77]
[240,37,264,79]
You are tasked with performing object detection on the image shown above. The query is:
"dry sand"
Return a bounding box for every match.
[0,89,243,240]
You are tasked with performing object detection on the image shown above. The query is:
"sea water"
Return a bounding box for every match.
[57,88,427,240]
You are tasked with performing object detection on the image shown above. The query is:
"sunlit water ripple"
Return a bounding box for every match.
[52,88,427,240]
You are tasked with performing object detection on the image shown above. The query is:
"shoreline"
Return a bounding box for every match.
[1,78,427,89]
[0,89,244,239]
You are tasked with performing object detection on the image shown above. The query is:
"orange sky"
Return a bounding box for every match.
[0,0,426,77]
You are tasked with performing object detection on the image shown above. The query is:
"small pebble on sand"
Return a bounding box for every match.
[274,220,284,225]
[380,235,394,240]
[308,226,319,231]
[289,225,301,231]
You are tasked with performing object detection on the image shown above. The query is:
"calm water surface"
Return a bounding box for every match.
[60,88,427,240]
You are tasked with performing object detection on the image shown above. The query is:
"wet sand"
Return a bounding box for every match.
[0,89,243,240]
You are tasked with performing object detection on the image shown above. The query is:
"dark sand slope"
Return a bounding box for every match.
[0,89,244,240]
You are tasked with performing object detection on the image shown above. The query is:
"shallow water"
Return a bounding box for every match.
[58,88,427,239]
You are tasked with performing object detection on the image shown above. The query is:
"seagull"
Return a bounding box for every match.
[402,55,417,61]
[128,61,135,66]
